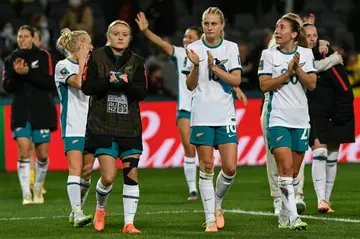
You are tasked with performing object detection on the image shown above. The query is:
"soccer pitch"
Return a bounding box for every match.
[1,164,360,238]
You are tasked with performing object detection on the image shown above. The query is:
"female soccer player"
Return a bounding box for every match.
[81,20,148,234]
[261,13,330,215]
[182,7,241,232]
[3,25,57,205]
[55,28,95,227]
[258,16,317,230]
[303,23,355,213]
[135,11,201,200]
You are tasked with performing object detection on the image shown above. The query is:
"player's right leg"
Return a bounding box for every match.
[267,126,307,230]
[190,126,217,232]
[14,123,33,205]
[93,142,119,232]
[295,159,306,215]
[80,153,95,207]
[310,139,329,213]
[177,112,198,200]
[261,102,282,215]
[214,125,238,229]
[65,137,93,227]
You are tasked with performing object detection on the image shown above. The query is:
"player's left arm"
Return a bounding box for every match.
[296,49,317,90]
[26,50,56,91]
[209,45,242,86]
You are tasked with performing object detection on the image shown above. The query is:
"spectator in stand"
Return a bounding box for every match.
[31,13,51,50]
[60,0,93,39]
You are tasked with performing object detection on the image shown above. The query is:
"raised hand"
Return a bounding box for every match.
[135,12,149,32]
[288,58,295,76]
[207,50,215,70]
[333,51,344,65]
[185,48,200,66]
[13,58,29,75]
[293,52,300,70]
[78,44,90,64]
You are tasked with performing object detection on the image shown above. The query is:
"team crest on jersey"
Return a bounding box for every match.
[124,65,133,75]
[215,58,228,72]
[209,58,228,82]
[60,67,70,76]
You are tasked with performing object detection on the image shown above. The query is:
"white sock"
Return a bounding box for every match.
[17,159,31,197]
[80,178,91,206]
[278,177,298,222]
[123,184,139,225]
[96,178,112,210]
[311,148,327,203]
[199,171,215,224]
[325,151,338,202]
[215,170,235,210]
[67,175,81,210]
[293,175,300,195]
[184,156,197,193]
[34,158,49,190]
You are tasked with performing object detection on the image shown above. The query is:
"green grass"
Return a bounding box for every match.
[1,164,360,238]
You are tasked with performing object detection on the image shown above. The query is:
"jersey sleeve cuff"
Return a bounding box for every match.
[306,71,318,75]
[229,67,242,73]
[258,73,272,76]
[64,73,76,85]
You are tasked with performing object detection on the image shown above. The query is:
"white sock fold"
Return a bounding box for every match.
[96,178,112,210]
[278,176,298,223]
[199,171,215,224]
[80,178,91,207]
[293,175,300,195]
[215,170,235,210]
[34,158,49,190]
[123,184,140,225]
[17,159,31,197]
[325,151,338,202]
[184,156,197,193]
[311,148,327,203]
[67,175,81,210]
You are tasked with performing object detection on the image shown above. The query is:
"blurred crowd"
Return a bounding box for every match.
[0,0,360,98]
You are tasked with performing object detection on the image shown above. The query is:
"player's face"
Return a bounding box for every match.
[183,29,200,48]
[304,25,318,49]
[107,24,131,50]
[274,19,297,45]
[17,29,33,50]
[202,14,224,40]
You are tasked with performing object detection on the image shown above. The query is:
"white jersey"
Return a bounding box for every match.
[172,46,193,112]
[54,59,89,138]
[182,39,242,126]
[258,46,317,129]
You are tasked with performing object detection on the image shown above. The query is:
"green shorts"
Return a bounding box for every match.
[190,125,238,147]
[13,121,50,144]
[94,141,142,159]
[267,126,309,152]
[63,137,85,154]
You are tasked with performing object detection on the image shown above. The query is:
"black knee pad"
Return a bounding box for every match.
[122,157,139,185]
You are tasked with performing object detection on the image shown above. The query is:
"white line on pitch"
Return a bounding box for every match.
[1,209,359,223]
